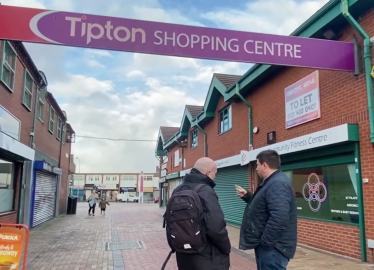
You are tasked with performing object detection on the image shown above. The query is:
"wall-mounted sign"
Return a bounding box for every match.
[285,71,321,129]
[0,5,355,71]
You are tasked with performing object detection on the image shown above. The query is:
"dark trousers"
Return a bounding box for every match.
[254,246,289,270]
[88,203,96,215]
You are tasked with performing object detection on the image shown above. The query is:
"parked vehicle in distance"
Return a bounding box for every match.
[117,193,139,202]
[154,197,159,203]
[128,195,139,203]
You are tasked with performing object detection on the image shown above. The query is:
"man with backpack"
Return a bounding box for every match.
[162,157,231,270]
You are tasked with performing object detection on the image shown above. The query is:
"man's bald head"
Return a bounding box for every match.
[194,157,218,180]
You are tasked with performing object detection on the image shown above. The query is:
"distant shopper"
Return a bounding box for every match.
[99,198,110,215]
[162,157,231,270]
[87,190,98,216]
[236,150,297,270]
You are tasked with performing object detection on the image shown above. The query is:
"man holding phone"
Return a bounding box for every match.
[235,150,297,270]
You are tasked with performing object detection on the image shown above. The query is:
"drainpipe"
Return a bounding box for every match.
[342,0,374,144]
[235,83,253,146]
[196,123,208,157]
[30,88,40,148]
[342,0,369,262]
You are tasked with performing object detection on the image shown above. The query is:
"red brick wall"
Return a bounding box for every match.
[167,145,181,174]
[34,100,73,215]
[184,127,205,169]
[203,97,249,161]
[0,41,37,223]
[243,9,374,260]
[0,41,36,146]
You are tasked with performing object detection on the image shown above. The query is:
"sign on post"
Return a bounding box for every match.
[0,223,30,270]
[285,71,321,129]
[0,5,355,71]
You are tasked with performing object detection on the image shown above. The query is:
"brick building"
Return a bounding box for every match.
[0,40,75,228]
[155,0,374,263]
[70,172,159,202]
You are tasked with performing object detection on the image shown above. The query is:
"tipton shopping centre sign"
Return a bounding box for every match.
[0,5,355,71]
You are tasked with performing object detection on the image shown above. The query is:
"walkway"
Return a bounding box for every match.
[24,202,373,269]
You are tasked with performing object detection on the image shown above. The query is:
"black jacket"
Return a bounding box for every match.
[173,168,231,270]
[239,170,297,259]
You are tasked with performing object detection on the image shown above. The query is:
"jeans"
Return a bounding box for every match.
[88,203,96,215]
[254,246,289,270]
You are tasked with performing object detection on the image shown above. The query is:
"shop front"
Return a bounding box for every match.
[166,172,182,199]
[30,160,62,228]
[0,110,35,225]
[214,156,249,226]
[159,177,167,207]
[244,123,363,258]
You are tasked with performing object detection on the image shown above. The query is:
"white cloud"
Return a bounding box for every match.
[202,0,330,35]
[2,0,329,173]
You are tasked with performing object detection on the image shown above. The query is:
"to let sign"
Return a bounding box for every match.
[285,71,321,129]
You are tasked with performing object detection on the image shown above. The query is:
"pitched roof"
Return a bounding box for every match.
[213,73,242,89]
[186,105,204,118]
[160,126,179,142]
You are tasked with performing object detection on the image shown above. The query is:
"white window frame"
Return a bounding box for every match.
[48,107,55,134]
[0,41,16,92]
[22,70,33,111]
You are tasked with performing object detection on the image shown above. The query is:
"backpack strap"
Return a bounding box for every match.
[193,183,205,193]
[161,250,175,270]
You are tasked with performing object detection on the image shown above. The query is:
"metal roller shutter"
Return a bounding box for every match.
[33,171,57,227]
[214,165,249,226]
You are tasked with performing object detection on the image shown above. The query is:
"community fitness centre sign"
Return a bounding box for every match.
[241,124,354,163]
[0,5,354,71]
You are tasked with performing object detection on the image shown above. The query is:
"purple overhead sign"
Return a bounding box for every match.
[0,5,355,71]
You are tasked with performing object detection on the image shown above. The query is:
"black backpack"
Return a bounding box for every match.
[161,183,207,270]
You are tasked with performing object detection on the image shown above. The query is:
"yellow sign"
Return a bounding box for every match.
[0,226,26,270]
[371,66,374,79]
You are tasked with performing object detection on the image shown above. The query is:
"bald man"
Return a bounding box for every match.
[172,157,231,270]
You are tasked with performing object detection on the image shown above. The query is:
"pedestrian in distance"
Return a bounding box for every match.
[87,190,99,216]
[162,157,231,270]
[235,150,297,270]
[99,198,110,215]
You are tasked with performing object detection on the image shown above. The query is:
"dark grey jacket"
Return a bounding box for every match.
[239,170,297,259]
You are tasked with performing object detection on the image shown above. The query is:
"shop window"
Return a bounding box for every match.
[219,105,232,134]
[0,159,15,213]
[285,163,358,224]
[191,129,198,148]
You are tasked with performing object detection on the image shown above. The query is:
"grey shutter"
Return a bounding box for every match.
[33,171,57,227]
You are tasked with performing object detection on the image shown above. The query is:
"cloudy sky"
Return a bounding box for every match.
[4,0,329,173]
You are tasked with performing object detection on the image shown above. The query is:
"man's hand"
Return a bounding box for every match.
[235,185,247,197]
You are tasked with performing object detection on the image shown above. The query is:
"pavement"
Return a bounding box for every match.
[22,202,374,270]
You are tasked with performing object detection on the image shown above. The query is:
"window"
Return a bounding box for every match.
[219,105,232,134]
[106,176,110,181]
[174,150,179,167]
[121,176,137,181]
[62,125,66,145]
[38,98,44,121]
[49,107,55,133]
[1,41,16,91]
[95,177,99,181]
[145,176,153,181]
[57,117,62,140]
[0,159,15,213]
[191,129,198,148]
[286,163,358,224]
[113,176,117,181]
[22,70,33,110]
[0,105,21,141]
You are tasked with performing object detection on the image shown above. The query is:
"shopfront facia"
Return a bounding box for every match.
[241,123,358,163]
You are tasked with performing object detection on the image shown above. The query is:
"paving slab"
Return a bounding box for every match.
[23,202,374,270]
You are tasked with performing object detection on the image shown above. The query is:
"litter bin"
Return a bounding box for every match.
[67,195,78,214]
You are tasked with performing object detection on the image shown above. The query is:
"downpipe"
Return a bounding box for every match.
[235,83,253,146]
[196,123,208,157]
[342,0,370,262]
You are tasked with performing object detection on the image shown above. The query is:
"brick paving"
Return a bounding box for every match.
[24,202,374,270]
